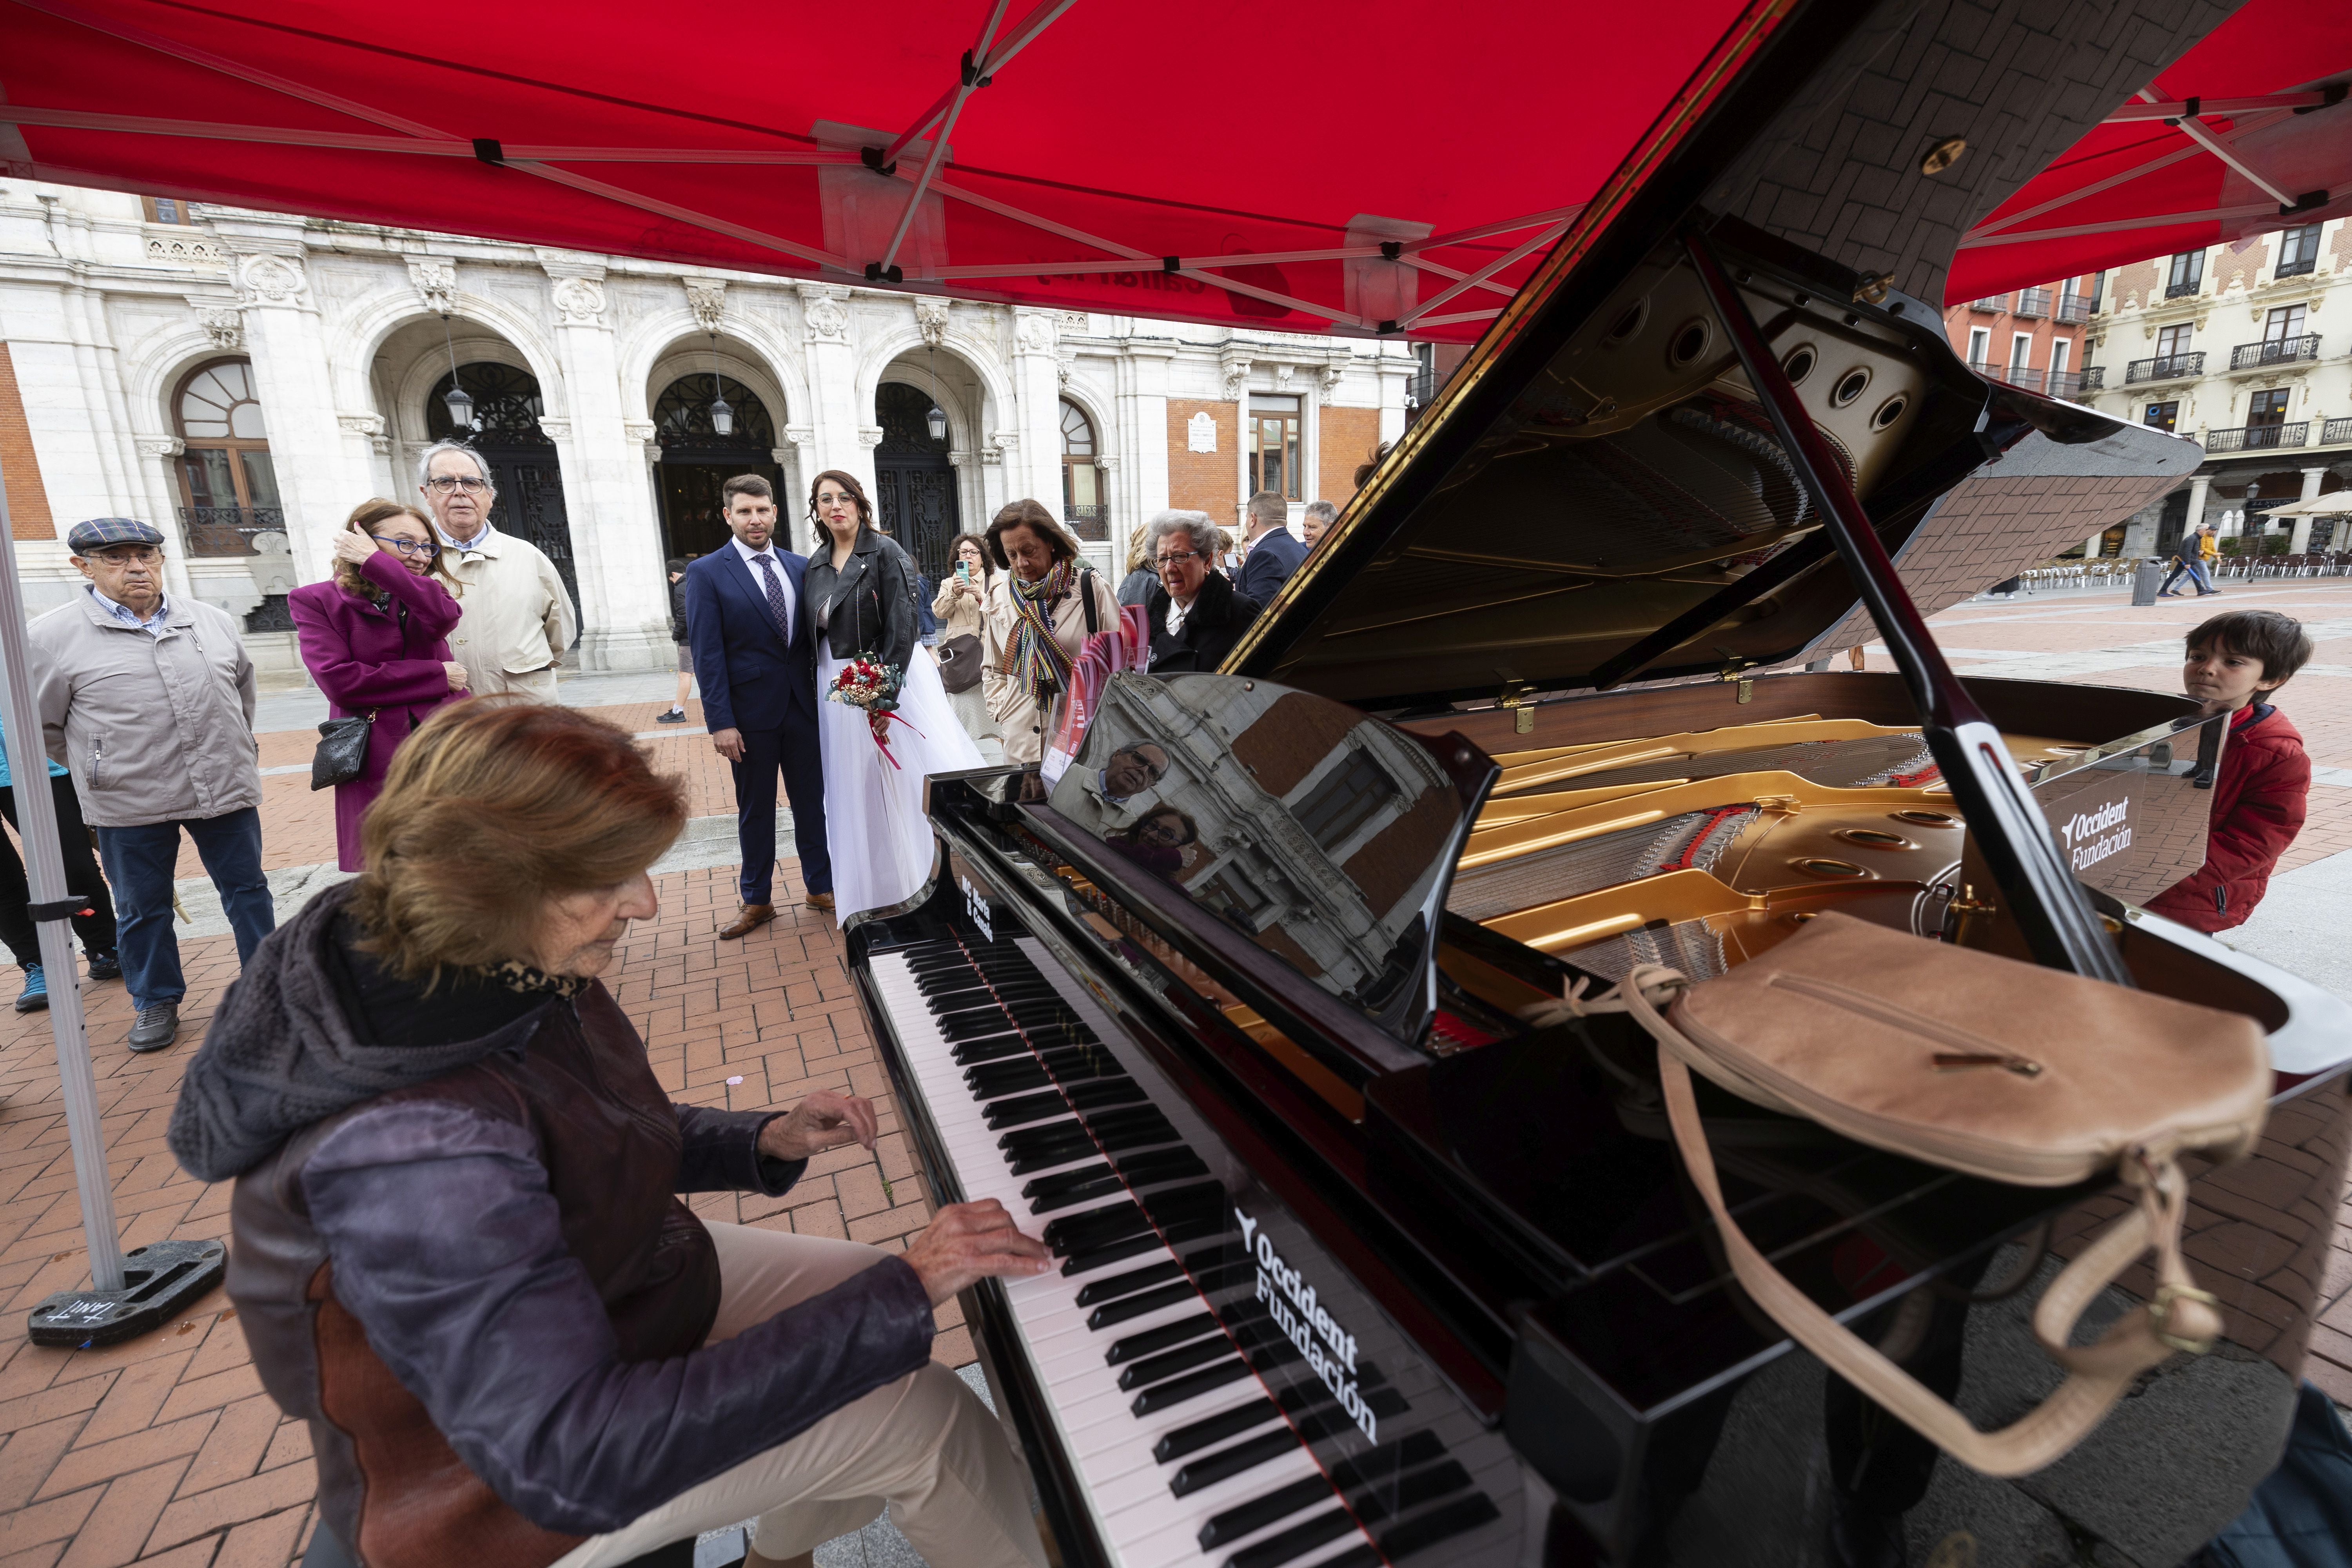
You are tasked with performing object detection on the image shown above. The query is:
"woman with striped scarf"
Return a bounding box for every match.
[980,499,1120,766]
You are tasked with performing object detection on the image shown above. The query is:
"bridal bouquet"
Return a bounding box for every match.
[827,656,916,768]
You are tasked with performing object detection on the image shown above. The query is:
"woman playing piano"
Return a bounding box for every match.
[166,700,1054,1568]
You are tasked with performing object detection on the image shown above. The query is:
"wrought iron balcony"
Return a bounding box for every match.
[2164,278,2202,299]
[2045,369,2087,399]
[2013,287,2052,319]
[2078,365,2105,391]
[2125,352,2203,383]
[2055,292,2091,323]
[2230,334,2321,370]
[1969,296,2007,312]
[177,505,285,557]
[1063,503,1110,542]
[2202,422,2309,453]
[2277,254,2317,280]
[2004,366,2045,393]
[2322,416,2352,446]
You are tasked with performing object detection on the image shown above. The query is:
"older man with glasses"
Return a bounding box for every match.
[27,517,272,1052]
[418,439,578,700]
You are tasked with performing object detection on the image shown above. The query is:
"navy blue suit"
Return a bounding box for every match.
[683,546,831,904]
[1235,527,1307,608]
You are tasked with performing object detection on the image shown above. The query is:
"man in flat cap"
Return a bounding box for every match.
[27,518,273,1052]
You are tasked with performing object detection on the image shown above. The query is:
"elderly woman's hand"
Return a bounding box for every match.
[759,1089,878,1161]
[900,1200,1054,1304]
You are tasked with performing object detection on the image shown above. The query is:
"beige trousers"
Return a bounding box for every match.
[470,666,561,702]
[549,1223,1047,1568]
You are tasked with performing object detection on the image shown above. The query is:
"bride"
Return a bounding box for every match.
[803,470,985,924]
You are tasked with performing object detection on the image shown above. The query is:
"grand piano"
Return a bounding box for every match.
[844,17,2352,1568]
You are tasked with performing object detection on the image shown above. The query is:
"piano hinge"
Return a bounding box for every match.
[1717,653,1755,704]
[1497,679,1537,734]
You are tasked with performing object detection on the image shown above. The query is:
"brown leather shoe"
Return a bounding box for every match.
[804,891,835,912]
[719,903,775,939]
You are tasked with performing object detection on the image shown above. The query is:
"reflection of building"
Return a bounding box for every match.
[0,186,1413,670]
[1939,276,2095,400]
[1081,676,1455,1004]
[2075,221,2352,557]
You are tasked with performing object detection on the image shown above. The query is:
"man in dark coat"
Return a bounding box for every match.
[1144,514,1261,674]
[659,555,693,723]
[682,477,833,935]
[1234,488,1307,610]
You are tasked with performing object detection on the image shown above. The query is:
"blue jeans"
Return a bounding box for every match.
[96,807,274,1009]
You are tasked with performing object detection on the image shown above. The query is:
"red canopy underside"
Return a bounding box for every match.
[0,0,1767,341]
[1947,0,2352,301]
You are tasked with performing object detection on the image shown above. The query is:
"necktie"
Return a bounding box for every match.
[751,553,793,644]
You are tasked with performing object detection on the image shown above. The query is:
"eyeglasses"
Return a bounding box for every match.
[423,475,490,494]
[1155,550,1201,567]
[370,535,441,557]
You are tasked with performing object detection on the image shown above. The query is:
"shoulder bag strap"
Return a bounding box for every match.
[1615,973,2218,1479]
[1080,567,1099,637]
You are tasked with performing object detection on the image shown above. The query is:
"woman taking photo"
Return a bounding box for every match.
[931,532,996,747]
[980,499,1119,765]
[804,472,982,923]
[289,498,468,871]
[1143,511,1261,673]
[168,701,1050,1568]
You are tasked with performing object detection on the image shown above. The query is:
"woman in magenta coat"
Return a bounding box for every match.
[290,499,470,870]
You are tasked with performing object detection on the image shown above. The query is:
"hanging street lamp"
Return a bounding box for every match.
[440,313,476,432]
[707,333,734,439]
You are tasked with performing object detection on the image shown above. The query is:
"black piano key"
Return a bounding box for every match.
[1154,1398,1278,1463]
[1042,1201,1144,1252]
[1374,1494,1501,1559]
[1020,1162,1111,1197]
[1117,1149,1211,1183]
[1025,1168,1121,1214]
[966,1061,1052,1096]
[1225,1507,1359,1568]
[1290,1407,1358,1443]
[1198,1476,1336,1551]
[1367,1386,1410,1419]
[950,1036,1033,1066]
[1169,1427,1303,1498]
[984,1091,1076,1131]
[1144,1181,1226,1226]
[1129,1358,1252,1416]
[1074,1260,1183,1306]
[1061,1232,1167,1275]
[998,1121,1091,1161]
[1189,1261,1256,1294]
[1325,1431,1445,1494]
[1276,1382,1332,1414]
[1307,1549,1380,1568]
[1116,1336,1233,1392]
[1347,1460,1474,1524]
[925,984,1054,1014]
[1103,1311,1218,1362]
[1247,1339,1302,1373]
[1091,1284,1202,1332]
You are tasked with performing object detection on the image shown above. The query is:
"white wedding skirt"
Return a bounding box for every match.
[818,650,986,926]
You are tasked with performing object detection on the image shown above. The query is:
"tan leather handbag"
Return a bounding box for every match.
[1531,911,2270,1477]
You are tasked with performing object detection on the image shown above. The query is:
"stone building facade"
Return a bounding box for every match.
[0,184,1413,671]
[2076,218,2352,556]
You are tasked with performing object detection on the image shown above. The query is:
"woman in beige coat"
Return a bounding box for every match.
[980,500,1120,766]
[931,532,996,745]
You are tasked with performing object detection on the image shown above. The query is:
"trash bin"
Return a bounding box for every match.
[2132,559,2163,606]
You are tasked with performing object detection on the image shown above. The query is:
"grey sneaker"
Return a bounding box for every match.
[126,1001,179,1053]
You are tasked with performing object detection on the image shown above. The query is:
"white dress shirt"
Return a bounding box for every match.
[731,535,797,637]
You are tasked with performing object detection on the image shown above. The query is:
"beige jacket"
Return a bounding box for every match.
[29,589,260,828]
[931,571,991,639]
[441,527,577,688]
[980,567,1119,764]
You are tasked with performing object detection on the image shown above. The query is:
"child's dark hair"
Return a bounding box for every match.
[2186,610,2314,687]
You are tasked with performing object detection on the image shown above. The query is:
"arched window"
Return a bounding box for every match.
[653,374,776,454]
[172,358,281,556]
[1061,400,1107,541]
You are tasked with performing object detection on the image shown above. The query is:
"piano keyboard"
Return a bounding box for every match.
[867,935,1506,1568]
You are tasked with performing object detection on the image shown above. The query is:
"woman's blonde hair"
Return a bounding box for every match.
[336,498,457,597]
[349,699,686,980]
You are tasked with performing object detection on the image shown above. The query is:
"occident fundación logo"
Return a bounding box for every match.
[1235,1208,1378,1442]
[2058,799,2131,873]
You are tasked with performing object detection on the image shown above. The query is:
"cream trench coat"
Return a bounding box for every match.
[979,566,1119,765]
[441,526,578,695]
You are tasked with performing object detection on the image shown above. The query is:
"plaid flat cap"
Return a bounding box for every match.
[67,517,166,553]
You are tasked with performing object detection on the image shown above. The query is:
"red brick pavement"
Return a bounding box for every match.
[11,585,2352,1564]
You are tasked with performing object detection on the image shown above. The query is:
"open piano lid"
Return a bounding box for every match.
[1227,215,2199,714]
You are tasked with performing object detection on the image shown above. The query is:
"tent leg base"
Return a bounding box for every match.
[26,1238,228,1347]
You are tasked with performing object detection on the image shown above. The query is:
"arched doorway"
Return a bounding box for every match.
[426,363,579,617]
[873,381,958,581]
[652,374,780,560]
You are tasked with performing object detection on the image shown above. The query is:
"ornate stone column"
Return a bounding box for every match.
[1010,310,1066,514]
[540,254,668,671]
[1117,343,1174,535]
[797,285,869,499]
[2291,466,2326,554]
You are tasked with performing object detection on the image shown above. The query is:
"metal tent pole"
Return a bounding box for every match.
[0,457,125,1293]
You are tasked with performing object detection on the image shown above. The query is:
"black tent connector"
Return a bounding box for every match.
[2294,84,2347,114]
[2282,189,2329,216]
[960,50,993,88]
[865,262,905,283]
[1162,256,1180,272]
[1379,241,1403,260]
[1377,319,1399,334]
[472,138,505,166]
[861,146,898,178]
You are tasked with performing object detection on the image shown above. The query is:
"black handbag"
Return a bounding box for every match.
[310,711,374,791]
[936,633,984,693]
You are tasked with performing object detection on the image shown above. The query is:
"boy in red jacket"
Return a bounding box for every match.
[2145,610,2314,932]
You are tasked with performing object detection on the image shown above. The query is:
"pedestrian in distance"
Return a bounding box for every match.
[289,499,469,873]
[2145,609,2312,932]
[0,708,120,1013]
[1234,488,1307,608]
[2159,523,2221,597]
[658,555,695,724]
[28,517,272,1052]
[419,439,577,699]
[1301,498,1339,550]
[1144,512,1262,674]
[682,474,835,937]
[1115,529,1158,607]
[807,472,982,924]
[980,500,1118,766]
[933,532,998,746]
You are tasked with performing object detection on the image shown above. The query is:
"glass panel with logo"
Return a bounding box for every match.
[2143,402,2178,433]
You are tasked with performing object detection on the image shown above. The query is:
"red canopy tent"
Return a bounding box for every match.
[1948,0,2352,301]
[0,0,1785,343]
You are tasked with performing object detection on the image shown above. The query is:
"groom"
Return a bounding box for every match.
[683,474,835,936]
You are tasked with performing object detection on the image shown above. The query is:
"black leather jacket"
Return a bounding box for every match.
[805,527,919,671]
